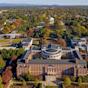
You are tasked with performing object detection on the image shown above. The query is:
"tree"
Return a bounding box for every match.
[22,80,27,87]
[20,73,38,81]
[16,48,24,57]
[2,67,13,84]
[11,55,17,61]
[0,49,10,60]
[0,48,24,61]
[0,76,3,88]
[71,76,76,82]
[0,56,5,69]
[56,38,67,47]
[73,23,88,37]
[43,28,51,39]
[26,28,34,37]
[41,28,51,44]
[63,76,71,86]
[46,86,58,88]
[55,29,65,37]
[37,83,42,88]
[78,77,82,86]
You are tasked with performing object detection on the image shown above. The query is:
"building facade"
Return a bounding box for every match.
[17,59,88,81]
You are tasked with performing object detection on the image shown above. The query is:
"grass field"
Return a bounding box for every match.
[0,39,23,47]
[0,39,23,43]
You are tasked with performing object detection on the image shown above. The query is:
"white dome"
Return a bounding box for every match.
[42,44,62,60]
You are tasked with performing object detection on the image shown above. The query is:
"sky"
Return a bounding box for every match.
[0,0,88,5]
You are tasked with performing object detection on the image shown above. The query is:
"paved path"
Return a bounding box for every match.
[9,80,58,88]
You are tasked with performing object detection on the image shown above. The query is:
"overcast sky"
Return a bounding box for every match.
[0,0,88,5]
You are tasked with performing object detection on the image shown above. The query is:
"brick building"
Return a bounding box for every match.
[17,43,88,81]
[17,59,88,81]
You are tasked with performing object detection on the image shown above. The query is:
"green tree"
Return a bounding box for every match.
[38,83,42,88]
[22,80,27,87]
[78,77,82,86]
[46,86,58,88]
[55,29,65,37]
[0,56,5,69]
[71,76,76,82]
[16,48,24,57]
[43,28,51,39]
[0,76,3,88]
[20,73,38,81]
[63,76,71,86]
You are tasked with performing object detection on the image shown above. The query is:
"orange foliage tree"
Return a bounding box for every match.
[2,67,13,84]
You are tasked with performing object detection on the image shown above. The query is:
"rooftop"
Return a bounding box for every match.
[18,59,87,65]
[22,38,32,43]
[42,44,62,54]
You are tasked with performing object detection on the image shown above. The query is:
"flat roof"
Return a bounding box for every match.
[18,59,87,65]
[22,38,32,43]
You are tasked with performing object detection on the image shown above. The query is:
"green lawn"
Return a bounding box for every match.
[0,39,22,43]
[12,39,23,43]
[64,84,88,88]
[0,39,9,42]
[46,86,58,88]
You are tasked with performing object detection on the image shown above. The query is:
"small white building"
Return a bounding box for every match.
[72,38,88,52]
[78,38,87,46]
[49,17,55,25]
[22,38,33,50]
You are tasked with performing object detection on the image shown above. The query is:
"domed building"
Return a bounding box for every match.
[49,17,55,25]
[41,44,62,60]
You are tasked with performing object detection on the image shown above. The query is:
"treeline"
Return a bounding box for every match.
[0,8,88,37]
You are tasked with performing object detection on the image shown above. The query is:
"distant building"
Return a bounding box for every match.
[49,17,55,25]
[0,10,8,14]
[39,22,45,27]
[78,38,87,46]
[72,38,88,52]
[0,33,22,39]
[6,19,16,24]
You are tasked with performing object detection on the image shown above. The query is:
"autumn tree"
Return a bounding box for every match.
[56,38,67,47]
[0,56,5,69]
[55,19,65,30]
[26,27,34,37]
[2,67,13,84]
[11,55,17,61]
